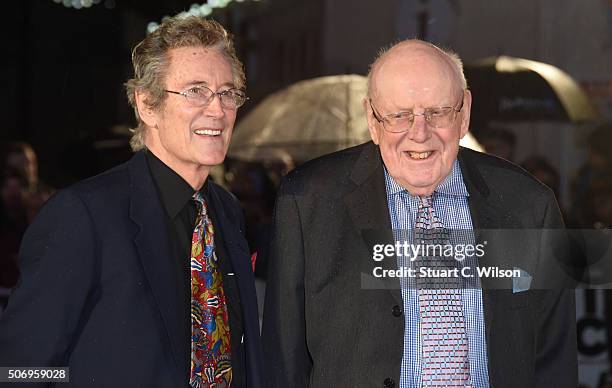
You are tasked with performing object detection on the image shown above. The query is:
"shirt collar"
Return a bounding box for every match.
[145,150,207,218]
[383,159,469,198]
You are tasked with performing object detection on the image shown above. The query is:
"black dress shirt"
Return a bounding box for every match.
[146,150,245,386]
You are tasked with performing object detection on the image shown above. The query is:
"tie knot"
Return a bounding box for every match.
[193,192,208,217]
[418,195,434,208]
[193,191,205,205]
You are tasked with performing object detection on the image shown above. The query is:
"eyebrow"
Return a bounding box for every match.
[181,80,237,89]
[387,104,455,113]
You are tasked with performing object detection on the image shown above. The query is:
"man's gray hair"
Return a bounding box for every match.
[125,16,245,151]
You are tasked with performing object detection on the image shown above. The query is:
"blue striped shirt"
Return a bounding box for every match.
[383,159,490,388]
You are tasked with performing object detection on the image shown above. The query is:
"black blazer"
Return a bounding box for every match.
[262,141,577,388]
[0,151,263,387]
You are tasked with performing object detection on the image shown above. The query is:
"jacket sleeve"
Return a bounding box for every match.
[262,178,312,387]
[0,189,98,374]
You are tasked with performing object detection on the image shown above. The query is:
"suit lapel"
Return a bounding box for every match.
[127,151,184,379]
[463,178,496,358]
[459,148,523,386]
[207,186,256,324]
[208,185,263,387]
[343,143,403,306]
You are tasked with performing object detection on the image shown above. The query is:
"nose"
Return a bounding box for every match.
[204,94,225,119]
[407,115,431,143]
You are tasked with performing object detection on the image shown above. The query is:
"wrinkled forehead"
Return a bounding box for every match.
[163,45,237,88]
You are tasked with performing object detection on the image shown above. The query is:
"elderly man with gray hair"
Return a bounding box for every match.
[263,39,577,387]
[0,15,262,388]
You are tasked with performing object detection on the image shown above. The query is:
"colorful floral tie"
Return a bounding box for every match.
[190,192,232,387]
[414,195,471,387]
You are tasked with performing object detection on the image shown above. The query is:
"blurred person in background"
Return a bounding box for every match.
[565,124,612,379]
[3,142,39,193]
[2,142,54,222]
[226,159,286,279]
[0,15,262,388]
[521,155,561,202]
[570,124,612,228]
[0,169,28,292]
[478,127,517,162]
[0,143,53,296]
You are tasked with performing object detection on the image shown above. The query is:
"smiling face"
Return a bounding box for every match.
[137,46,237,189]
[365,42,471,196]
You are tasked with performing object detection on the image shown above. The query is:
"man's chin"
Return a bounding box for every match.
[196,155,226,169]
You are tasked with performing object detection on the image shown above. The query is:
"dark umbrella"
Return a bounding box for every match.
[465,56,600,127]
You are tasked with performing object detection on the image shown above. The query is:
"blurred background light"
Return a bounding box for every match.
[55,0,98,9]
[147,0,264,34]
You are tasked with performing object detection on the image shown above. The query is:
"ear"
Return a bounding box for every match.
[135,89,159,129]
[459,89,472,139]
[363,98,381,145]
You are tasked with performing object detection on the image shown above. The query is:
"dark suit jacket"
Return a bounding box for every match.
[0,151,263,387]
[262,141,577,388]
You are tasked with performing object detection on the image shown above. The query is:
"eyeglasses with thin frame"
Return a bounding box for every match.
[165,85,249,109]
[369,97,464,133]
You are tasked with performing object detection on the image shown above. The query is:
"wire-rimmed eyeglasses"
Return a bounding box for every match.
[165,85,249,109]
[369,97,464,132]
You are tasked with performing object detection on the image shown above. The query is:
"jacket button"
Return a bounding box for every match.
[392,305,402,317]
[384,377,395,387]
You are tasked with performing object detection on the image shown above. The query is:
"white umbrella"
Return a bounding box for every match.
[229,75,369,163]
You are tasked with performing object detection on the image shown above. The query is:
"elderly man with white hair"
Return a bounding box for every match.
[263,39,577,388]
